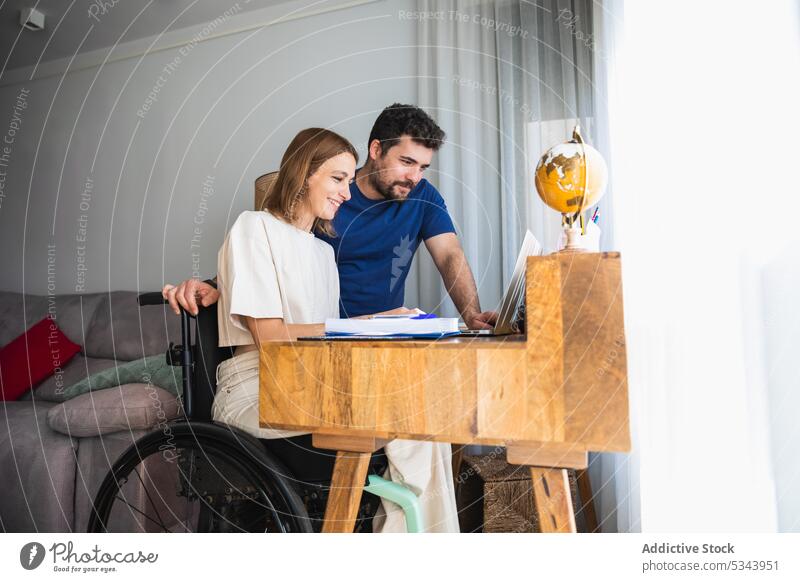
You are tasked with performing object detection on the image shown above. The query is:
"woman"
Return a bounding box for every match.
[209,128,458,533]
[212,127,354,439]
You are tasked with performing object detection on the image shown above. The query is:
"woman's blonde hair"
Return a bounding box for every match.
[264,128,358,237]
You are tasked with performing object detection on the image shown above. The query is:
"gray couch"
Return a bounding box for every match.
[0,290,182,532]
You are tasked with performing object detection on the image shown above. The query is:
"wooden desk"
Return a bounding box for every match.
[259,252,630,532]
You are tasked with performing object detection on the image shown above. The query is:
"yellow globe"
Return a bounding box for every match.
[534,134,608,215]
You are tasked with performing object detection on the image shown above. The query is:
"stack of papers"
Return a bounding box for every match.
[324,314,460,338]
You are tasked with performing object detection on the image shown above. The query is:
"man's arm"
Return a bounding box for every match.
[424,233,497,329]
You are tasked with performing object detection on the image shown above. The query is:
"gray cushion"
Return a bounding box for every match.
[45,294,106,349]
[46,383,181,437]
[0,292,49,346]
[0,401,77,532]
[0,292,105,350]
[32,355,119,402]
[83,292,181,360]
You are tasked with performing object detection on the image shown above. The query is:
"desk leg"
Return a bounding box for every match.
[530,467,577,533]
[451,444,465,488]
[576,469,599,532]
[322,450,371,533]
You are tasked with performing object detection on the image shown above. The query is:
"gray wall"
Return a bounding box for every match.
[0,0,418,296]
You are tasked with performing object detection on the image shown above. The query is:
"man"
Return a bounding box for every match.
[164,103,498,330]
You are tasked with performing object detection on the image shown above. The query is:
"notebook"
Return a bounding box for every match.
[323,314,460,338]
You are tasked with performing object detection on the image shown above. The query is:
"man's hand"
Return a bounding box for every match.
[464,310,499,330]
[162,279,220,316]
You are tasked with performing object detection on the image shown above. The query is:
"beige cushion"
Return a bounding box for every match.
[46,383,181,437]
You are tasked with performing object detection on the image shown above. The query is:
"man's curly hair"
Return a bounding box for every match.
[367,103,446,154]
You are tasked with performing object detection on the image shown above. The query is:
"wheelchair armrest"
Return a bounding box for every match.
[137,292,168,306]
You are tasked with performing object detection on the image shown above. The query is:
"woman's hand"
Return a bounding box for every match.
[162,279,220,315]
[356,307,423,319]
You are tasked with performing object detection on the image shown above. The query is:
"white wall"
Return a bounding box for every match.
[0,0,419,295]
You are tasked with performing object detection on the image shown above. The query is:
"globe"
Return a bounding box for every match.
[534,127,608,216]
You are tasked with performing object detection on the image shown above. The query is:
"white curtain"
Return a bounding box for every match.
[586,0,637,533]
[410,0,504,316]
[410,0,597,309]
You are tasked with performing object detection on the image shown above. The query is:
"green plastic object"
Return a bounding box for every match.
[364,475,425,533]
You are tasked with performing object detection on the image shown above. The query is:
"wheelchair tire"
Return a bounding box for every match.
[87,422,312,533]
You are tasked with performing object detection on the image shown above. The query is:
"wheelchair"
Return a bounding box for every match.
[86,293,390,533]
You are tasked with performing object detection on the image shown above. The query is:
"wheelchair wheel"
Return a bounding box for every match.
[87,422,312,533]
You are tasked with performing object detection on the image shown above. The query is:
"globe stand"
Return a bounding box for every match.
[558,224,590,254]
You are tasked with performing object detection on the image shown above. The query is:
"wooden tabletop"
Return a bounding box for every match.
[259,253,630,454]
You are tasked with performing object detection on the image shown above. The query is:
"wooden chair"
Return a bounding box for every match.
[255,171,278,211]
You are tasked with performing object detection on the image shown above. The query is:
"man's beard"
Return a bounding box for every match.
[367,165,415,201]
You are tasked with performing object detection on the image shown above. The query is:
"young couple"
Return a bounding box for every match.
[162,104,498,533]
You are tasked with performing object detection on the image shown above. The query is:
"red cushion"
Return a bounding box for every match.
[0,317,81,401]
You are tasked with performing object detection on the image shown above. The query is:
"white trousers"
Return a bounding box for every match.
[213,350,459,533]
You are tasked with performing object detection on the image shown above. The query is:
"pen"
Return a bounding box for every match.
[591,207,600,224]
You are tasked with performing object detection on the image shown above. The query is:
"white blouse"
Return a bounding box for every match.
[217,210,340,347]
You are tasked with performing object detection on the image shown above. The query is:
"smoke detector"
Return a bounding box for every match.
[20,8,45,31]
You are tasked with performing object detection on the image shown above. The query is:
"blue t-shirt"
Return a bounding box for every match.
[317,177,455,317]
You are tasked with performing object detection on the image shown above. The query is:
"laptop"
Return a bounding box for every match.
[459,230,542,337]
